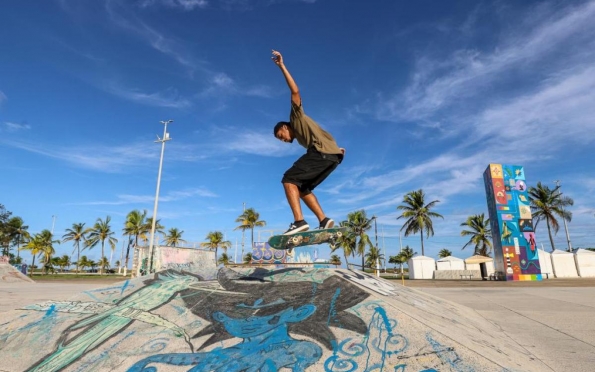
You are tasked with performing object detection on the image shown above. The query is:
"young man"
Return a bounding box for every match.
[271,50,344,235]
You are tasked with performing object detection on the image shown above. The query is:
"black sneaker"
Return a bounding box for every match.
[318,217,335,229]
[283,220,309,235]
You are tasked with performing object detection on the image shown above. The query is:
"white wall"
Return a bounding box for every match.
[551,250,579,278]
[408,256,436,279]
[574,249,595,278]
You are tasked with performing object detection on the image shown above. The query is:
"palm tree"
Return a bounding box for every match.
[365,246,384,269]
[398,246,417,277]
[331,220,355,266]
[397,189,443,256]
[528,182,574,251]
[78,255,91,272]
[329,254,341,268]
[22,234,45,277]
[86,216,118,275]
[55,254,71,272]
[201,231,232,266]
[345,210,374,271]
[6,217,30,261]
[38,229,59,274]
[88,259,98,273]
[123,210,150,274]
[143,217,165,246]
[218,252,232,266]
[243,253,253,264]
[62,223,89,274]
[98,256,110,273]
[460,213,492,256]
[235,208,266,252]
[163,228,186,247]
[438,249,452,258]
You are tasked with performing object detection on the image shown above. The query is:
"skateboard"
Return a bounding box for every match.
[268,227,347,250]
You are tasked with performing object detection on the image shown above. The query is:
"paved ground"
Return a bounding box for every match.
[1,271,593,371]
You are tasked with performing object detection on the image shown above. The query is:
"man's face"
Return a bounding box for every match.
[275,125,293,143]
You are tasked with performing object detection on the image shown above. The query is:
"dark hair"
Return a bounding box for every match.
[273,121,289,136]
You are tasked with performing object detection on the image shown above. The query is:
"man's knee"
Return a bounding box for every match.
[299,190,312,198]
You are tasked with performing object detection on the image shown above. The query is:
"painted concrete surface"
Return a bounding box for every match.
[416,287,595,372]
[0,268,549,371]
[0,264,35,283]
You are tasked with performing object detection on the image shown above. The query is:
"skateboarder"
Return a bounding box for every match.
[271,50,344,235]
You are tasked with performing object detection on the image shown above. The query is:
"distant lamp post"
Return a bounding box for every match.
[554,180,572,252]
[148,120,173,273]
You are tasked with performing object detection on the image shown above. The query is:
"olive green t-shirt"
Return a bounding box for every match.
[290,102,342,155]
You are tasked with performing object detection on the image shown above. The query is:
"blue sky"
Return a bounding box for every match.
[2,0,595,265]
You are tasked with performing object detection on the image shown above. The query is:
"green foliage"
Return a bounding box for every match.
[344,210,374,270]
[460,213,492,256]
[163,228,186,247]
[438,249,452,258]
[329,254,341,267]
[201,231,232,266]
[528,182,574,251]
[234,208,266,249]
[397,189,443,256]
[86,216,118,274]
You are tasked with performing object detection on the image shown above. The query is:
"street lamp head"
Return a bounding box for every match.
[160,119,173,125]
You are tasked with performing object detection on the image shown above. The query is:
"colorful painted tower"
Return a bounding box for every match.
[484,164,542,281]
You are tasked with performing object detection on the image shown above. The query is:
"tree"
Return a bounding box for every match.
[528,182,574,251]
[329,254,341,268]
[6,217,30,261]
[163,228,186,247]
[56,254,71,272]
[201,231,232,266]
[86,216,118,275]
[344,210,374,271]
[460,214,492,256]
[218,252,232,266]
[398,245,416,276]
[397,189,443,256]
[98,256,110,272]
[78,255,91,272]
[0,204,12,256]
[38,230,59,274]
[243,253,253,264]
[438,249,452,258]
[22,234,45,277]
[331,220,356,267]
[143,217,165,246]
[123,210,148,274]
[62,223,89,274]
[235,208,266,251]
[365,246,384,270]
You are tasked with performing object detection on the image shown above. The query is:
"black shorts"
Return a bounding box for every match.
[282,147,342,195]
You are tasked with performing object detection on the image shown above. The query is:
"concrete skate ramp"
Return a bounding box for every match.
[0,267,547,371]
[0,264,35,283]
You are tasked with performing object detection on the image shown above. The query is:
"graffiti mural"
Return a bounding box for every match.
[252,242,287,265]
[484,164,542,281]
[0,267,543,371]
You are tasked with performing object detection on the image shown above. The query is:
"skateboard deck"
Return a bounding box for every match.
[268,227,347,250]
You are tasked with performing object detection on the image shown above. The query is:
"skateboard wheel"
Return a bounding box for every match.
[291,236,301,244]
[336,231,343,238]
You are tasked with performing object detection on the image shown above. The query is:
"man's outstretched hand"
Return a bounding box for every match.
[271,50,284,67]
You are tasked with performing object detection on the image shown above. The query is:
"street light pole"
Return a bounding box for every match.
[554,180,572,252]
[148,120,173,273]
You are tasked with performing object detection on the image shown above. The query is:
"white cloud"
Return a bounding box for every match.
[138,0,208,11]
[374,0,595,122]
[107,83,192,108]
[0,91,6,103]
[78,187,217,205]
[2,122,31,132]
[105,0,200,72]
[224,130,302,157]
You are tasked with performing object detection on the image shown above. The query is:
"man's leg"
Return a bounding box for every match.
[300,192,325,222]
[283,182,304,221]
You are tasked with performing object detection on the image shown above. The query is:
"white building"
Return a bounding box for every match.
[436,256,465,271]
[407,256,436,279]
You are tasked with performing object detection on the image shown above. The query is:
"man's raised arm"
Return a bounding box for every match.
[271,50,301,106]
